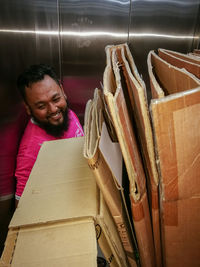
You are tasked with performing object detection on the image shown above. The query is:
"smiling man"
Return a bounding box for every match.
[15,64,84,206]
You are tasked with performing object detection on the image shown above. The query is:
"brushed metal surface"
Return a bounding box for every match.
[0,0,200,259]
[0,0,60,122]
[128,0,200,96]
[59,0,129,121]
[0,0,60,212]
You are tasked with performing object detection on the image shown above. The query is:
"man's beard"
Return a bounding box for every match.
[31,108,69,138]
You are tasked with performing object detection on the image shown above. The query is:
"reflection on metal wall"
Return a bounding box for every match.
[0,0,60,123]
[59,0,129,120]
[0,1,60,254]
[129,0,200,93]
[0,0,199,125]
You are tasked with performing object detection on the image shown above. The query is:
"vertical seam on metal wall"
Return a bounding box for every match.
[127,0,132,44]
[56,0,62,81]
[192,2,200,50]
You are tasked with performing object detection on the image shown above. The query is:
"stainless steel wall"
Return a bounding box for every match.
[0,0,199,126]
[129,0,200,97]
[59,0,130,121]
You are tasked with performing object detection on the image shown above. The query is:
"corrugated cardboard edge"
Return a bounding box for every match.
[158,49,200,79]
[116,45,161,267]
[150,50,200,96]
[104,45,156,267]
[0,228,18,266]
[147,51,165,99]
[103,62,138,199]
[10,137,99,228]
[83,89,137,266]
[6,219,97,267]
[160,48,200,64]
[96,194,129,267]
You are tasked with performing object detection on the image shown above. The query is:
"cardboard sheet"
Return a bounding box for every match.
[158,48,200,79]
[151,89,200,267]
[114,44,161,267]
[11,220,97,267]
[147,50,200,98]
[2,137,130,266]
[149,50,200,267]
[83,89,137,266]
[103,45,155,267]
[160,48,200,64]
[10,137,97,228]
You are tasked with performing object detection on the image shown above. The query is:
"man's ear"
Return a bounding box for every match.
[60,84,67,100]
[24,102,31,116]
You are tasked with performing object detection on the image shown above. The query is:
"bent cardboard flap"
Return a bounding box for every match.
[158,48,200,79]
[10,220,97,267]
[148,50,200,98]
[10,137,98,228]
[159,48,200,65]
[4,136,128,266]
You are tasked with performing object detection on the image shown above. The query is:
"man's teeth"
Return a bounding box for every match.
[51,112,61,118]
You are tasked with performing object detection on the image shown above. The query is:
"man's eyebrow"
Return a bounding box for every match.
[35,101,45,106]
[52,93,61,98]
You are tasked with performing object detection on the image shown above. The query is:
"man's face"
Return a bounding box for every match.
[25,75,67,126]
[25,75,69,137]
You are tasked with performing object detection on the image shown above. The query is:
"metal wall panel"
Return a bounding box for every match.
[59,0,130,121]
[129,0,200,97]
[0,1,60,254]
[0,0,200,257]
[0,0,60,123]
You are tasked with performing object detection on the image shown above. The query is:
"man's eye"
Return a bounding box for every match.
[53,97,61,102]
[37,105,45,110]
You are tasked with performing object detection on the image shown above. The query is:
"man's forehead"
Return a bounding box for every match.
[25,78,63,103]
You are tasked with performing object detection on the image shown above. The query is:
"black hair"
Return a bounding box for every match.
[17,63,60,101]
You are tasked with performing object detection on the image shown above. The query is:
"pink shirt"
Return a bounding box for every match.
[15,109,84,199]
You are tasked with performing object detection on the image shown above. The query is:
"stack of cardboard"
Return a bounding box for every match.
[192,49,200,56]
[148,50,200,267]
[0,137,128,266]
[102,44,156,267]
[83,88,137,267]
[1,44,200,267]
[157,48,200,78]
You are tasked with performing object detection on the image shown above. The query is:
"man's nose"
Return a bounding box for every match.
[48,103,58,113]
